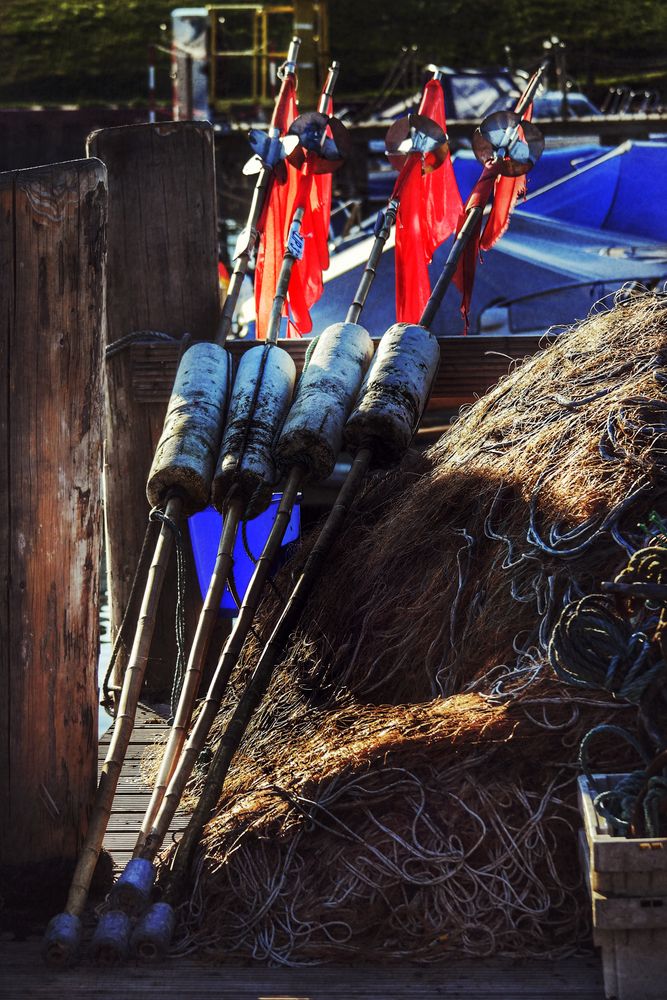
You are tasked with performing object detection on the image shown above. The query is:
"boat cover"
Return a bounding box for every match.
[520,141,667,242]
[452,144,610,203]
[311,208,667,337]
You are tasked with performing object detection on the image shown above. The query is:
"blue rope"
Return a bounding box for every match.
[579,724,651,835]
[548,594,664,703]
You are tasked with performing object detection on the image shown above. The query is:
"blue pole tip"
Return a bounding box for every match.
[42,912,82,967]
[110,858,156,916]
[131,902,176,963]
[89,909,132,966]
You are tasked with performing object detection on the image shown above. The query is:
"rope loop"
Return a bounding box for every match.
[101,516,158,712]
[104,329,182,360]
[150,503,188,718]
[548,594,663,702]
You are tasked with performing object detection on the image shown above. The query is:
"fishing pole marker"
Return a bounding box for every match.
[243,130,300,178]
[243,36,302,178]
[472,109,544,176]
[286,109,352,173]
[385,112,449,173]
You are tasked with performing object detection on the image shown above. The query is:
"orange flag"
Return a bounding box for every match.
[284,95,334,337]
[254,75,299,338]
[480,105,534,251]
[284,169,332,337]
[453,103,534,331]
[452,167,497,333]
[395,79,462,323]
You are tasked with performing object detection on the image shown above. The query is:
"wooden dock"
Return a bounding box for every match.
[0,944,607,999]
[98,706,188,868]
[0,707,607,998]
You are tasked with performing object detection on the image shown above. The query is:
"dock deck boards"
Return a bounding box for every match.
[1,707,607,998]
[98,706,189,868]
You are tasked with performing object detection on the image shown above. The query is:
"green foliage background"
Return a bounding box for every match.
[1,0,665,105]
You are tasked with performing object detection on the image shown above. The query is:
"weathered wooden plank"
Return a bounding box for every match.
[86,122,220,699]
[99,709,188,869]
[99,733,168,750]
[0,159,106,867]
[106,814,189,833]
[130,335,544,407]
[104,793,156,810]
[103,825,187,849]
[0,940,605,999]
[0,138,14,877]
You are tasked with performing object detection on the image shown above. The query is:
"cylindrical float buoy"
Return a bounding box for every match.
[276,322,374,481]
[89,908,133,966]
[42,912,83,967]
[109,857,155,918]
[131,901,176,963]
[344,323,440,466]
[146,342,230,514]
[212,344,296,514]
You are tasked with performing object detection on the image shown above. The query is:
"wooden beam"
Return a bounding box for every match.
[127,334,544,407]
[0,940,605,997]
[87,122,220,699]
[0,159,106,867]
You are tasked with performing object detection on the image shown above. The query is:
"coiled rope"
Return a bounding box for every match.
[548,594,660,703]
[550,536,667,835]
[580,724,667,837]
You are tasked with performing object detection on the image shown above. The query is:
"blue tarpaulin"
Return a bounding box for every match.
[452,144,609,203]
[312,205,667,337]
[521,141,667,242]
[247,141,667,339]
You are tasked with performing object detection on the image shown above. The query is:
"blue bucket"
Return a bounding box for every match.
[189,494,300,616]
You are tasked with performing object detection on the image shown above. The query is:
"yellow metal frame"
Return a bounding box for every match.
[207,3,328,108]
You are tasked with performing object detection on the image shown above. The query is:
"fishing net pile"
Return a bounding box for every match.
[159,290,667,964]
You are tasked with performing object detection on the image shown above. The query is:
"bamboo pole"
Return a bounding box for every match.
[159,448,371,910]
[345,199,399,324]
[43,495,182,965]
[106,42,304,910]
[421,62,547,331]
[216,36,301,344]
[137,497,243,844]
[138,469,303,866]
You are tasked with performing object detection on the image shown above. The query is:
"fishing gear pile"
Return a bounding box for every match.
[157,290,667,964]
[550,529,667,837]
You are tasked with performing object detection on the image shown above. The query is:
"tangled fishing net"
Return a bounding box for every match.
[159,290,667,964]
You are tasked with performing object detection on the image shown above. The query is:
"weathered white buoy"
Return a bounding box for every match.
[213,343,296,513]
[344,322,440,466]
[276,322,374,480]
[146,342,230,514]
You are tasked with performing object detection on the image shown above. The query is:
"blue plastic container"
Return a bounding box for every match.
[189,493,300,616]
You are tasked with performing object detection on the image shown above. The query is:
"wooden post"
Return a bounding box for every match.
[86,122,220,699]
[0,159,106,869]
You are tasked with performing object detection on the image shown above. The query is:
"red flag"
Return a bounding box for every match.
[395,79,462,323]
[453,103,534,331]
[480,105,534,251]
[283,95,334,337]
[284,169,332,336]
[254,75,298,339]
[452,168,497,332]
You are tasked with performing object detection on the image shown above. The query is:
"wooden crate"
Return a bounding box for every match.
[578,774,667,896]
[578,775,667,1000]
